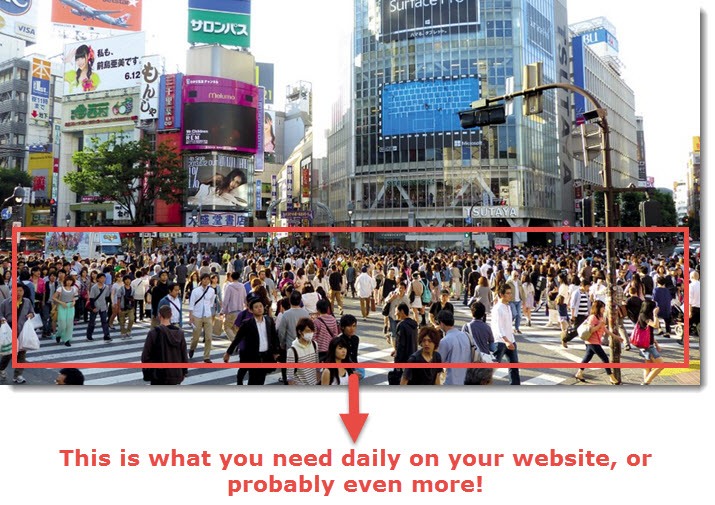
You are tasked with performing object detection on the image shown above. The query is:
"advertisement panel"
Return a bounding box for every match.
[572,34,587,123]
[256,62,274,104]
[30,58,51,125]
[28,153,53,201]
[301,156,312,200]
[139,55,161,121]
[158,73,183,131]
[188,9,250,47]
[185,212,247,227]
[263,109,276,155]
[255,179,262,213]
[63,32,146,96]
[380,0,479,42]
[379,76,481,151]
[185,152,252,212]
[0,0,38,43]
[51,0,143,32]
[182,75,259,153]
[255,87,264,173]
[693,136,700,153]
[270,175,277,217]
[64,96,137,128]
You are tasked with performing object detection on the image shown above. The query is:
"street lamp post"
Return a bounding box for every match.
[1,186,24,241]
[460,80,621,383]
[347,202,354,249]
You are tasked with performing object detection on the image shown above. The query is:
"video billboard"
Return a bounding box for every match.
[379,75,481,150]
[182,75,259,153]
[63,32,146,96]
[380,0,479,42]
[185,152,253,212]
[0,0,38,43]
[51,0,143,32]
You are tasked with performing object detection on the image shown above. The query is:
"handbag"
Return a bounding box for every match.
[370,297,376,312]
[463,322,494,363]
[382,303,391,317]
[617,305,628,319]
[19,321,40,351]
[577,320,592,341]
[387,369,402,385]
[566,325,578,341]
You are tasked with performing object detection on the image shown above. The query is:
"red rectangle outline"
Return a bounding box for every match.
[12,226,692,372]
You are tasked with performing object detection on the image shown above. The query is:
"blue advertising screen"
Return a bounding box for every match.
[381,77,481,136]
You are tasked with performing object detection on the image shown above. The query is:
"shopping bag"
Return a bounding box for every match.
[19,321,40,351]
[0,322,11,354]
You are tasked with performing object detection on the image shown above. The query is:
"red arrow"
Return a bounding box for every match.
[340,373,369,443]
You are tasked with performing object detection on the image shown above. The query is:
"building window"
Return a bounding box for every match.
[18,68,28,81]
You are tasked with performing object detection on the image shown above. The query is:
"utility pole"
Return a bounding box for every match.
[458,71,622,383]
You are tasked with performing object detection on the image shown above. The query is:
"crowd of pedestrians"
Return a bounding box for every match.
[0,234,699,386]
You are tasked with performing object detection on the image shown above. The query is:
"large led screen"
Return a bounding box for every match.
[381,76,481,136]
[184,103,257,152]
[380,0,480,42]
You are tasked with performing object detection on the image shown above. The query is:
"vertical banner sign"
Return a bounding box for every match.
[52,158,60,201]
[159,73,182,130]
[255,87,265,173]
[255,179,262,213]
[255,62,274,104]
[30,58,51,125]
[286,166,294,211]
[301,156,312,200]
[270,175,277,217]
[140,56,162,121]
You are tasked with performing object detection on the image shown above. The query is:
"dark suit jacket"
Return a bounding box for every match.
[227,316,279,362]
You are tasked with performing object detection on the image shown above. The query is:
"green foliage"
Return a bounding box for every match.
[0,169,32,205]
[650,190,677,227]
[619,192,644,227]
[64,136,185,225]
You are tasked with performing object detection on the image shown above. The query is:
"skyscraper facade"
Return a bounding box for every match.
[332,0,576,246]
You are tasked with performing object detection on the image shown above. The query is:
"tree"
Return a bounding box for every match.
[64,136,186,225]
[619,192,644,227]
[0,168,32,205]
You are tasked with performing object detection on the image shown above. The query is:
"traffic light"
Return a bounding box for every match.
[458,105,506,129]
[464,232,473,240]
[523,62,544,116]
[581,123,603,162]
[49,198,57,219]
[582,198,593,227]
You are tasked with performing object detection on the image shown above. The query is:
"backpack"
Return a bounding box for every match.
[630,323,651,349]
[421,279,432,304]
[537,276,547,292]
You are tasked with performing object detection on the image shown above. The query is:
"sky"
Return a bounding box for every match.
[27,0,702,190]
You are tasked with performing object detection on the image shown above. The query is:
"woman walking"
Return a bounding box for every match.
[53,276,77,347]
[400,326,444,385]
[320,337,354,386]
[635,300,665,385]
[574,300,621,385]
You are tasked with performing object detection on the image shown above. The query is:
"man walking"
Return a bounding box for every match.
[224,296,280,385]
[355,266,376,319]
[116,275,135,339]
[220,272,247,342]
[141,305,189,385]
[490,284,521,385]
[86,273,111,342]
[188,273,216,363]
[0,287,36,383]
[328,264,344,315]
[436,310,472,386]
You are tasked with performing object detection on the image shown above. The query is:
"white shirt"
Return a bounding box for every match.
[689,280,700,308]
[491,301,514,344]
[188,285,216,318]
[165,295,181,324]
[256,318,268,352]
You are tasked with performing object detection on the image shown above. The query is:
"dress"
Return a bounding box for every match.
[56,287,76,344]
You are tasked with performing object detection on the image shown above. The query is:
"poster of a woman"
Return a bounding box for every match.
[188,168,249,210]
[64,45,101,94]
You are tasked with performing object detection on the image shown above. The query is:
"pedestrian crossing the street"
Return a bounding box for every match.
[25,301,695,386]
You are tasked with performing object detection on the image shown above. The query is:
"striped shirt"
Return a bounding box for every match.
[287,339,319,385]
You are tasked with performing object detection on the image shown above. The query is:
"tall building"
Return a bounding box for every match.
[326,0,579,248]
[687,135,700,233]
[0,57,30,171]
[570,17,639,190]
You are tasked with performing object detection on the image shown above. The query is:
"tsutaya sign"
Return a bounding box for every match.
[464,206,519,219]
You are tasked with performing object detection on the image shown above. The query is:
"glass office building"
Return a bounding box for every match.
[331,0,576,245]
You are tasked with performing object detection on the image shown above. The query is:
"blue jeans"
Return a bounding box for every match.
[510,300,523,331]
[490,342,521,385]
[87,310,110,340]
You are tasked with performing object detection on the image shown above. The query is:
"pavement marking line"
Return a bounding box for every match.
[522,374,565,386]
